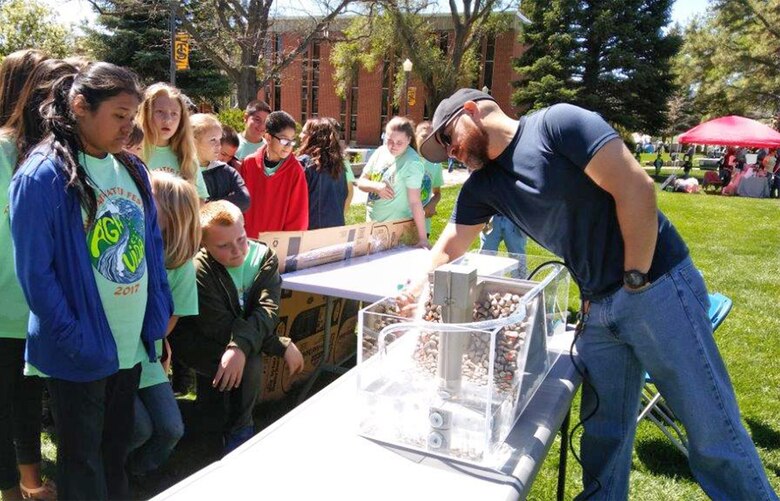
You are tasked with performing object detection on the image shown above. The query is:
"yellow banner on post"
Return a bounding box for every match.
[407,86,417,108]
[174,32,190,71]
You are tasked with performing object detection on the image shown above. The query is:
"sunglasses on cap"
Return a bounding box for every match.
[437,108,466,148]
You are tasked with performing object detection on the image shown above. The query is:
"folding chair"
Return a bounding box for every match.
[637,293,733,457]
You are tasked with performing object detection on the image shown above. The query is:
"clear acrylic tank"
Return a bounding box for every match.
[357,257,570,467]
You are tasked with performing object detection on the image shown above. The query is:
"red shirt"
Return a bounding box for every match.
[239,146,309,237]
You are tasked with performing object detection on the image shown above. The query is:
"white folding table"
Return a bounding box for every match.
[154,248,582,500]
[153,333,581,501]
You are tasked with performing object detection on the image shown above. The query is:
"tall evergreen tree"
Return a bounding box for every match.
[85,0,230,106]
[514,0,681,134]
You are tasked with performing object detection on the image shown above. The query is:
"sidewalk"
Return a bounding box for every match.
[350,167,469,206]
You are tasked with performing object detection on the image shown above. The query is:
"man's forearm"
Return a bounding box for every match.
[614,178,657,273]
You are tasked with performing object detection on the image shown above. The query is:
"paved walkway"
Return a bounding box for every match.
[350,167,469,206]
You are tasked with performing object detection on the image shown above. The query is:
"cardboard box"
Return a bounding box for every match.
[258,222,373,274]
[256,219,417,402]
[328,299,360,365]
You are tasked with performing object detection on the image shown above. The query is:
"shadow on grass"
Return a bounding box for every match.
[746,417,780,450]
[635,438,694,481]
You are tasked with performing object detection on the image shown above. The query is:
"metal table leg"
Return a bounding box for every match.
[557,409,571,501]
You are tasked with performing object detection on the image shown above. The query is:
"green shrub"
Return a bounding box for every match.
[217,108,245,132]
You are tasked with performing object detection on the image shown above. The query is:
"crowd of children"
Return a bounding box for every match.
[0,49,448,501]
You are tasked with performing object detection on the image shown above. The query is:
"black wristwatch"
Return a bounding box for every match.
[624,270,650,289]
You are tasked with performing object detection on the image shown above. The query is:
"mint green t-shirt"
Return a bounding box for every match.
[0,137,29,339]
[236,134,265,161]
[28,152,151,377]
[146,145,209,199]
[139,261,198,389]
[344,158,356,184]
[226,241,266,310]
[364,147,425,223]
[421,160,444,233]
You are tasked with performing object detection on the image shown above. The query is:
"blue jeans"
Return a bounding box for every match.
[129,382,184,475]
[575,257,777,500]
[480,215,528,277]
[479,215,528,254]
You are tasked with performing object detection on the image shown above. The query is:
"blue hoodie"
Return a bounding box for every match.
[9,148,173,382]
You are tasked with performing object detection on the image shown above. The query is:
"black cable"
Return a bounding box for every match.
[527,259,602,499]
[567,320,602,500]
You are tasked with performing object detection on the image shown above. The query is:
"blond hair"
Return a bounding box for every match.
[138,83,199,185]
[190,113,222,139]
[200,200,244,238]
[151,171,201,269]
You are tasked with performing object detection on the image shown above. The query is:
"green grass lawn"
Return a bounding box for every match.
[34,182,780,500]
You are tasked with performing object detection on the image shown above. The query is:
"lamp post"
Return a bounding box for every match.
[402,58,413,116]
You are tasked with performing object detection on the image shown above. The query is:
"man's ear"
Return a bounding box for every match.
[463,100,479,117]
[72,94,88,118]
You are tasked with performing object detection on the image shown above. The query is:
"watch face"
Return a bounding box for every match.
[625,271,648,288]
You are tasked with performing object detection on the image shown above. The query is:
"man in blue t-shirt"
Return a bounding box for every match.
[408,89,777,500]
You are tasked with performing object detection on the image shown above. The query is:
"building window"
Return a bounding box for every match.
[380,56,399,132]
[301,41,320,124]
[350,80,358,142]
[438,31,449,55]
[482,34,495,92]
[339,70,359,144]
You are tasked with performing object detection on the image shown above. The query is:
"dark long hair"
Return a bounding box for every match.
[296,117,344,179]
[1,59,78,172]
[0,49,49,128]
[40,62,145,225]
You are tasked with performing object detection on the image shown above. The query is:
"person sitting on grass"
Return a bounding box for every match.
[168,200,304,454]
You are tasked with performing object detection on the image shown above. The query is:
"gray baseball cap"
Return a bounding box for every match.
[419,88,496,163]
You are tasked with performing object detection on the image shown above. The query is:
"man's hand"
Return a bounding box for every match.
[423,203,437,218]
[284,342,304,376]
[213,346,246,391]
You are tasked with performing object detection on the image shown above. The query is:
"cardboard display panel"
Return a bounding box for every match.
[257,220,417,401]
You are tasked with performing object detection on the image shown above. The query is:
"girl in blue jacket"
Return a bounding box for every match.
[9,62,173,501]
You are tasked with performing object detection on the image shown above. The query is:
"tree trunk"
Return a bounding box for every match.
[237,66,258,108]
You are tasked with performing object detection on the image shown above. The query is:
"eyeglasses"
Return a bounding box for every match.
[271,134,296,148]
[437,108,465,148]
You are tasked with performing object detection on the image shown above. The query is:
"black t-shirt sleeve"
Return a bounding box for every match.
[543,103,620,169]
[450,176,497,225]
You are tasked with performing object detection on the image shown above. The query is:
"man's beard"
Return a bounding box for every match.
[458,124,490,171]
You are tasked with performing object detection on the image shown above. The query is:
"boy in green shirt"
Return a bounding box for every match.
[236,100,272,160]
[169,200,303,454]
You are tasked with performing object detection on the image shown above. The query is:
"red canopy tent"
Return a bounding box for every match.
[678,115,780,148]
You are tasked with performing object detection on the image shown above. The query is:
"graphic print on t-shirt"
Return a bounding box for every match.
[367,162,395,202]
[86,188,146,284]
[420,170,433,206]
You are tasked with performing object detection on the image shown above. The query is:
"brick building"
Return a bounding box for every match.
[258,13,527,147]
